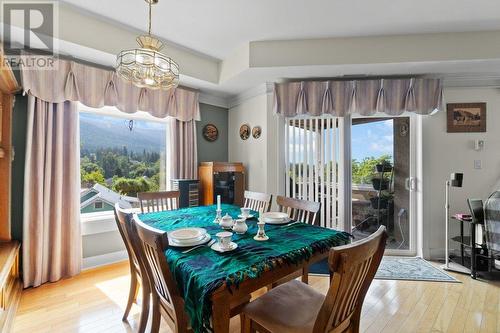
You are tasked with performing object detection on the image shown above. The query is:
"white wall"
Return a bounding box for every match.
[228,94,269,193]
[423,87,500,259]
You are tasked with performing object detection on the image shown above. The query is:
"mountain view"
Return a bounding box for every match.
[80,112,166,154]
[79,112,166,195]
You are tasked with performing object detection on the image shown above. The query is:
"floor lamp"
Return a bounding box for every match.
[443,172,464,271]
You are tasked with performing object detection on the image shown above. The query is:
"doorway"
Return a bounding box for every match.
[351,117,414,252]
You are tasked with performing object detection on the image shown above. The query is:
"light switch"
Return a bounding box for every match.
[474,160,482,169]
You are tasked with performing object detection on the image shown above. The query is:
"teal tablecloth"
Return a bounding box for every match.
[138,204,350,333]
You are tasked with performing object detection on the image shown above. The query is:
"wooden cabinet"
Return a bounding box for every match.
[198,162,245,206]
[0,241,21,332]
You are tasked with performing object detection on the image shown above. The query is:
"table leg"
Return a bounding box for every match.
[471,222,477,279]
[460,220,464,266]
[212,292,231,333]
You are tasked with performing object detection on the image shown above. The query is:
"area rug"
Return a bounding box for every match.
[309,256,460,283]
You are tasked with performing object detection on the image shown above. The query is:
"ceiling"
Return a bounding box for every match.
[61,0,500,60]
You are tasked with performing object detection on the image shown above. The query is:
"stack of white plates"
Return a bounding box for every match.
[260,212,291,225]
[168,228,211,247]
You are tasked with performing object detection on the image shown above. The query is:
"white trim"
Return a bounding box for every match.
[199,93,230,108]
[82,250,128,270]
[228,83,273,108]
[81,212,117,235]
[340,116,351,232]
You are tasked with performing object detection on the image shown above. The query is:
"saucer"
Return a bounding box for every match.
[211,242,238,253]
[238,214,254,219]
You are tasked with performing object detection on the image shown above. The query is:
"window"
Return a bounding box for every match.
[79,104,168,216]
[284,116,344,229]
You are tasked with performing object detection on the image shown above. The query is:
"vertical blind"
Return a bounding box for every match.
[285,116,344,229]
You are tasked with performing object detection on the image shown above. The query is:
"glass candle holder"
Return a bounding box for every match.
[214,209,222,224]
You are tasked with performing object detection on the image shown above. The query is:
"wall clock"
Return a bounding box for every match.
[202,123,219,142]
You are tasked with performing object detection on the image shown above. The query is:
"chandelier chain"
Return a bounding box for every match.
[148,1,152,35]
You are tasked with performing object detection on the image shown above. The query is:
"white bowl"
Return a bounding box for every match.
[169,228,207,241]
[261,212,289,222]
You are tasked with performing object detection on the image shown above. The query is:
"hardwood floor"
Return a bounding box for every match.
[12,261,500,333]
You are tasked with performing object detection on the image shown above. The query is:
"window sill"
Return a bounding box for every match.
[80,209,141,236]
[81,212,116,236]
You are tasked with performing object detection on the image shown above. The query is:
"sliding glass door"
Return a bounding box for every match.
[351,116,416,254]
[282,114,418,255]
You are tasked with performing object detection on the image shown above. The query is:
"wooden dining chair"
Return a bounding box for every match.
[241,226,387,333]
[132,215,251,333]
[113,203,150,333]
[244,190,273,213]
[138,191,180,213]
[131,215,190,333]
[276,195,321,225]
[274,196,321,284]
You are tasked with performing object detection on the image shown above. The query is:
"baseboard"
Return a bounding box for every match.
[82,250,128,270]
[428,247,446,261]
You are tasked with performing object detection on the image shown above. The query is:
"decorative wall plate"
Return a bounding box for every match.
[240,124,250,140]
[202,123,219,142]
[252,126,262,139]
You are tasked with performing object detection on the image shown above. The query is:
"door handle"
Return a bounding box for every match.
[405,177,416,191]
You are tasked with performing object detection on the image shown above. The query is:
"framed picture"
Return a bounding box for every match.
[447,103,486,133]
[239,124,250,140]
[202,123,218,142]
[252,126,262,139]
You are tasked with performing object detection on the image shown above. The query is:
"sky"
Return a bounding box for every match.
[351,120,394,161]
[287,119,394,163]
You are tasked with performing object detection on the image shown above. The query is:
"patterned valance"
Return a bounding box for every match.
[274,78,443,117]
[20,56,200,122]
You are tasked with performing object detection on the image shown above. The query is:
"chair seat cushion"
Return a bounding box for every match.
[243,279,325,333]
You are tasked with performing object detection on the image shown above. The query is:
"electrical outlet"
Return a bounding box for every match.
[474,160,482,169]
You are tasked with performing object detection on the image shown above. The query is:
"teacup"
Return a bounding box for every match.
[240,207,251,217]
[216,231,233,250]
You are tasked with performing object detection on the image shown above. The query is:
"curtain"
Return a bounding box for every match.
[274,78,443,117]
[23,96,82,288]
[20,56,200,122]
[169,119,198,180]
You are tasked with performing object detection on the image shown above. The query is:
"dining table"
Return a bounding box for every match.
[138,203,351,333]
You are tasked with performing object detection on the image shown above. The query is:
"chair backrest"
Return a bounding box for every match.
[484,191,500,253]
[276,195,321,225]
[132,215,187,327]
[244,190,273,213]
[314,226,387,333]
[138,191,180,213]
[467,198,484,225]
[114,203,141,274]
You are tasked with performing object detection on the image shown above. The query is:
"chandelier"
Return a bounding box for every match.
[116,0,179,90]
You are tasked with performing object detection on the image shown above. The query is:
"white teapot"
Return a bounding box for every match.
[232,218,248,234]
[220,213,234,230]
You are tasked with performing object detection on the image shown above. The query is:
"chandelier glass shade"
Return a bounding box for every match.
[116,0,179,90]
